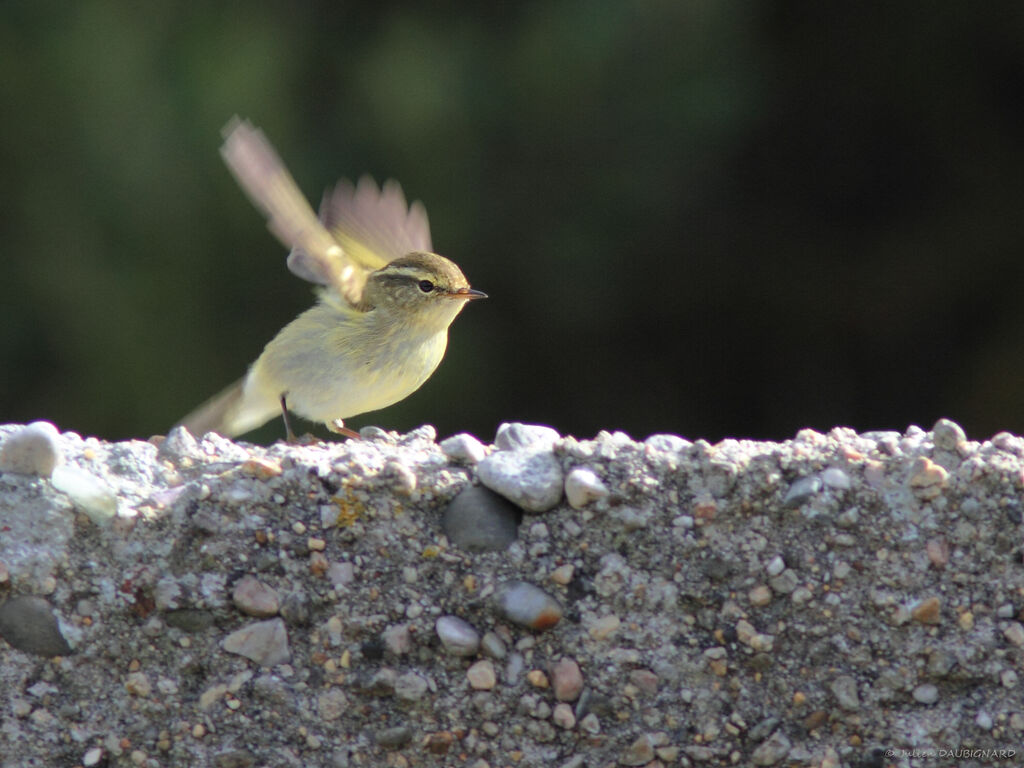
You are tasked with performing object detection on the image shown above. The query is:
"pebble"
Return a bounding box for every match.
[643,433,690,454]
[932,418,966,450]
[467,659,497,690]
[908,457,947,499]
[382,623,412,655]
[749,585,773,606]
[477,444,564,513]
[549,564,575,585]
[782,476,821,508]
[221,618,290,667]
[494,422,560,452]
[0,421,63,476]
[0,596,72,657]
[394,672,428,702]
[327,561,355,587]
[587,614,621,640]
[375,726,413,750]
[551,657,584,701]
[830,675,860,711]
[975,711,993,730]
[231,576,280,618]
[913,683,939,704]
[765,555,786,577]
[912,596,941,625]
[476,631,505,661]
[821,467,851,490]
[442,485,521,552]
[439,433,487,463]
[564,467,609,508]
[552,702,576,729]
[751,729,791,765]
[51,465,118,524]
[494,581,563,630]
[435,615,481,656]
[1003,622,1024,647]
[125,671,152,697]
[527,669,549,688]
[619,733,655,766]
[82,747,104,767]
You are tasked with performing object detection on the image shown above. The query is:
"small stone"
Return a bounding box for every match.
[0,596,72,657]
[644,433,690,453]
[549,564,575,585]
[480,631,507,659]
[579,712,601,735]
[494,581,563,630]
[467,659,497,690]
[830,675,860,711]
[82,747,104,767]
[0,421,63,477]
[588,614,620,640]
[765,555,786,577]
[628,669,659,696]
[1002,669,1019,688]
[232,576,280,618]
[551,657,584,701]
[527,669,549,688]
[1003,622,1024,647]
[769,569,799,594]
[782,476,821,508]
[564,468,609,509]
[494,422,560,451]
[925,539,949,569]
[375,726,413,750]
[221,618,290,667]
[751,730,791,765]
[125,672,152,697]
[383,623,412,655]
[975,711,993,730]
[51,465,118,524]
[316,688,348,720]
[442,486,521,552]
[240,458,282,478]
[327,561,355,587]
[478,443,564,513]
[912,596,941,625]
[909,457,947,499]
[932,418,966,450]
[749,585,772,606]
[440,433,487,463]
[912,683,939,704]
[394,672,428,702]
[619,733,655,766]
[435,615,481,656]
[552,702,576,729]
[821,467,850,490]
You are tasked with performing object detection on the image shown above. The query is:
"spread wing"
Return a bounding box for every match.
[220,117,368,308]
[320,175,432,267]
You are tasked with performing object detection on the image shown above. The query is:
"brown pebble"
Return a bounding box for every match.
[926,539,949,569]
[551,657,584,702]
[912,596,941,625]
[803,710,827,731]
[241,458,283,479]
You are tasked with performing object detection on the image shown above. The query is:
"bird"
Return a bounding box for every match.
[177,118,485,440]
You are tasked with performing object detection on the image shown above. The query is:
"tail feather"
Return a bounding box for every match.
[176,379,246,438]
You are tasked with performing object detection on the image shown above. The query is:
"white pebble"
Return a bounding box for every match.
[765,555,786,577]
[564,467,609,509]
[51,466,118,524]
[0,421,63,477]
[435,615,481,656]
[439,433,487,463]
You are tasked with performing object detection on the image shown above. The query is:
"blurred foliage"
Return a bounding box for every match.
[2,1,1024,443]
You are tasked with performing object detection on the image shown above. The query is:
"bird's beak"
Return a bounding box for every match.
[447,287,488,300]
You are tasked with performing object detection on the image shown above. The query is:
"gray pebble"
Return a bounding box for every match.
[394,672,429,702]
[375,726,413,750]
[439,433,487,463]
[221,618,290,667]
[769,569,799,595]
[821,467,851,490]
[643,433,691,454]
[783,475,821,508]
[0,596,72,657]
[231,576,280,618]
[494,422,560,451]
[751,729,791,765]
[913,683,939,704]
[480,631,507,659]
[382,623,412,655]
[494,581,563,630]
[932,418,966,450]
[765,555,786,577]
[158,425,202,461]
[0,421,63,477]
[830,675,860,711]
[619,733,655,766]
[477,445,564,513]
[435,615,481,656]
[442,485,520,552]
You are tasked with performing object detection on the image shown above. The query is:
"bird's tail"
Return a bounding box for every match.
[176,378,246,438]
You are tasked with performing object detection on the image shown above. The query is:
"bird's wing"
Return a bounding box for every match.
[319,175,432,267]
[220,117,368,308]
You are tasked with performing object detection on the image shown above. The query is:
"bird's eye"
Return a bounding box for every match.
[417,280,434,293]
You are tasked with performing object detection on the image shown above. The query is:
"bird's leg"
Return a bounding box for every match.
[326,419,361,440]
[279,395,297,443]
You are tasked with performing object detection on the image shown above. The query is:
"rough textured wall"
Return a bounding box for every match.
[0,419,1021,768]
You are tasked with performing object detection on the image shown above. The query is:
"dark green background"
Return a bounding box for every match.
[3,2,1024,444]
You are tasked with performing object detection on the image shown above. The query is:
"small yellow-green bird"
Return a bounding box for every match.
[178,118,486,440]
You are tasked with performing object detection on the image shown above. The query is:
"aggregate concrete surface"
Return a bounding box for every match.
[0,419,1022,768]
